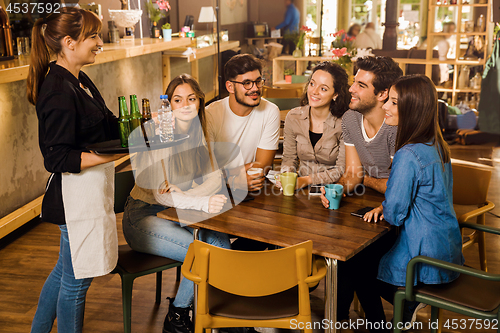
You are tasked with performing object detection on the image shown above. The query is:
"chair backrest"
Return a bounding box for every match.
[452,162,492,206]
[291,75,309,84]
[262,86,302,98]
[192,240,313,297]
[265,97,301,111]
[114,170,136,213]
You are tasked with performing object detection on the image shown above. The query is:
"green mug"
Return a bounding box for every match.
[276,172,298,196]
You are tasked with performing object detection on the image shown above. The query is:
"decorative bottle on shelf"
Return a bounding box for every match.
[151,21,160,38]
[108,21,120,43]
[141,98,156,142]
[158,95,174,142]
[473,72,482,90]
[476,15,485,32]
[118,96,131,148]
[458,66,470,89]
[469,95,477,110]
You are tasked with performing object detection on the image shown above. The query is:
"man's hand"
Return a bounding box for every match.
[245,163,265,191]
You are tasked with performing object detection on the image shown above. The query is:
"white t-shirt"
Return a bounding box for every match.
[206,97,280,169]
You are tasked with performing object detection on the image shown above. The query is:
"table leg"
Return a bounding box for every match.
[193,229,199,326]
[325,258,338,333]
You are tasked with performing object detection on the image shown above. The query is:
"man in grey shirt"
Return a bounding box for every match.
[321,56,402,205]
[320,56,403,331]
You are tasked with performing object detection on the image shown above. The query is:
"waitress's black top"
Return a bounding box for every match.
[36,62,119,225]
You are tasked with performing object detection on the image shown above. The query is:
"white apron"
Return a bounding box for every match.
[61,162,118,279]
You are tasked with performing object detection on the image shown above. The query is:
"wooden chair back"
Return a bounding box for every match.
[452,162,491,206]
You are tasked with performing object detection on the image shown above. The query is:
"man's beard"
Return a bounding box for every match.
[235,88,261,108]
[349,96,377,114]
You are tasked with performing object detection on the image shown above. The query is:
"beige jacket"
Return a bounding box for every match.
[281,105,345,185]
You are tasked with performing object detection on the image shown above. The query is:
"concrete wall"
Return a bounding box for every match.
[0,52,163,219]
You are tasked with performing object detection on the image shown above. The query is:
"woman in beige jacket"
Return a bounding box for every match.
[280,62,350,189]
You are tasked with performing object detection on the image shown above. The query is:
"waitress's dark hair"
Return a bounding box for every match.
[300,61,351,118]
[27,8,102,105]
[393,75,450,166]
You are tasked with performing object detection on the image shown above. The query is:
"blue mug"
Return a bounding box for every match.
[324,184,344,210]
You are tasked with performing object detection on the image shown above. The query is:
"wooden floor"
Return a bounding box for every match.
[0,145,499,333]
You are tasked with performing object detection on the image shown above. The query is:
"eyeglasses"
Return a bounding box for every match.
[229,78,265,90]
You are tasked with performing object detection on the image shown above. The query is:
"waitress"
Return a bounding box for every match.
[27,8,125,333]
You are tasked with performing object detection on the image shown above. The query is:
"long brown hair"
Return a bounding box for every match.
[27,8,102,105]
[299,61,350,118]
[165,74,215,173]
[393,75,450,165]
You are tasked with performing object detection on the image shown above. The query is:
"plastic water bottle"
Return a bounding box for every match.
[158,95,174,142]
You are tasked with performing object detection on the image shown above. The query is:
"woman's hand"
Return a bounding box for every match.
[296,176,311,190]
[208,194,228,213]
[320,187,330,208]
[363,205,384,223]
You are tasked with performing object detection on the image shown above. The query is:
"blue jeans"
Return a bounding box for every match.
[31,225,93,333]
[122,196,231,308]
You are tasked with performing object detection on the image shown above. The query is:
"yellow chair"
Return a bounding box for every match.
[452,162,495,272]
[182,240,326,333]
[262,86,303,98]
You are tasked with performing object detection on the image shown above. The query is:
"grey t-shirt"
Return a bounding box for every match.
[341,110,397,178]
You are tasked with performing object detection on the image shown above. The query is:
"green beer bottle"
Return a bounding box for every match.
[129,95,142,132]
[118,96,130,148]
[129,95,143,146]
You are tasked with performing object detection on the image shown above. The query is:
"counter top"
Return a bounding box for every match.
[0,37,192,85]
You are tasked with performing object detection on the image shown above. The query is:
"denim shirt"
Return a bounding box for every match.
[378,143,464,286]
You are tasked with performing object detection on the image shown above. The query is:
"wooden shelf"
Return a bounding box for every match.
[430,32,487,36]
[430,3,488,7]
[418,0,492,105]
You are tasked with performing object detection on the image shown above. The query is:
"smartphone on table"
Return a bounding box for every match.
[309,185,322,196]
[351,207,374,218]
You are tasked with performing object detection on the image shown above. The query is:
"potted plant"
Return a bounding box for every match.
[284,69,294,83]
[145,0,170,38]
[162,22,172,41]
[284,26,312,58]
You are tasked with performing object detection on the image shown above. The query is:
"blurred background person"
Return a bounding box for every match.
[355,22,382,49]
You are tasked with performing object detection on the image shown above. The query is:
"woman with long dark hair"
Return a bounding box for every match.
[122,74,231,333]
[364,75,464,326]
[28,8,124,333]
[279,61,350,189]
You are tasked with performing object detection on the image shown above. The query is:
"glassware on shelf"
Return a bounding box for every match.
[458,66,470,89]
[473,72,482,90]
[476,15,485,32]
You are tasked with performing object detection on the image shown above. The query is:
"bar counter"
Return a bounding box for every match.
[0,37,192,85]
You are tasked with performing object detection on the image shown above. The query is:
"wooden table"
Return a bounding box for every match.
[157,184,391,333]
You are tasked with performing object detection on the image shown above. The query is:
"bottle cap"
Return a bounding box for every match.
[160,94,168,99]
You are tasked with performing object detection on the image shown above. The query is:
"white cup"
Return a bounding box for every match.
[247,167,264,177]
